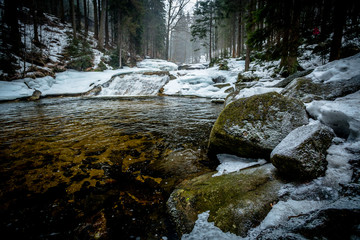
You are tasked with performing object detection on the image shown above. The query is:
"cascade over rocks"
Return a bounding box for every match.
[208,92,308,161]
[167,164,283,237]
[271,121,335,181]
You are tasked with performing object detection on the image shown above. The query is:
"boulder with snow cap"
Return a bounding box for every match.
[167,164,283,237]
[282,74,360,103]
[271,121,335,181]
[208,92,309,161]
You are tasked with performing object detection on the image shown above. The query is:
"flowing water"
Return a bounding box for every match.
[0,96,223,239]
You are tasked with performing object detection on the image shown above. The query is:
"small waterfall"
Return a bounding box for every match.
[98,72,170,96]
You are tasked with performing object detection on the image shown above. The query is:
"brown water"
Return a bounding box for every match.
[0,96,222,239]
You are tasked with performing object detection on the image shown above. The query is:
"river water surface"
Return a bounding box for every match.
[0,96,223,239]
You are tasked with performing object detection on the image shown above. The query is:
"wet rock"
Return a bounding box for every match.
[208,92,308,161]
[148,149,211,191]
[28,89,42,101]
[212,75,226,83]
[281,75,360,103]
[271,122,335,181]
[167,164,283,237]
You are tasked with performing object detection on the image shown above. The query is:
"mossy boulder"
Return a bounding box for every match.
[167,164,283,237]
[208,92,308,161]
[271,122,335,181]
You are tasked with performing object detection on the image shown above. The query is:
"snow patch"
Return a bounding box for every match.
[137,59,178,71]
[307,53,360,83]
[213,154,267,177]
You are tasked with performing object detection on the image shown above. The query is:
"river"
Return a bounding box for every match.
[0,96,223,239]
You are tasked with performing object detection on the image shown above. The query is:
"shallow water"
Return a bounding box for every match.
[0,96,222,239]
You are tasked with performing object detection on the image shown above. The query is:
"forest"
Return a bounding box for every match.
[1,1,360,239]
[1,0,359,80]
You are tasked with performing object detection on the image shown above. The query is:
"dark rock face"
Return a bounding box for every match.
[274,69,314,88]
[208,92,308,161]
[270,122,335,181]
[257,203,360,240]
[167,164,283,237]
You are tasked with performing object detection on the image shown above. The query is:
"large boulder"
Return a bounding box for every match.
[271,121,335,181]
[208,92,308,161]
[167,164,283,237]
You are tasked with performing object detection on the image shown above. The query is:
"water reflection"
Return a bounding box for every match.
[0,96,222,239]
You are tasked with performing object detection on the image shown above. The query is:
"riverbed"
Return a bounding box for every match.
[0,96,223,239]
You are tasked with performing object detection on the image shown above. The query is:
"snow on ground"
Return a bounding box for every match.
[213,154,267,177]
[306,53,360,83]
[233,87,283,100]
[0,67,163,100]
[137,59,178,71]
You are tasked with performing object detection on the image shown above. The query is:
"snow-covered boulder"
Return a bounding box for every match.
[271,121,335,181]
[167,164,283,237]
[282,54,360,102]
[208,92,308,161]
[136,59,178,71]
[306,91,360,142]
[281,75,360,103]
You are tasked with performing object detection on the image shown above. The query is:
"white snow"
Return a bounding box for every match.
[137,59,179,71]
[213,154,267,177]
[233,87,282,100]
[306,90,360,141]
[270,121,327,158]
[182,211,241,240]
[306,53,360,83]
[98,73,169,96]
[163,60,244,98]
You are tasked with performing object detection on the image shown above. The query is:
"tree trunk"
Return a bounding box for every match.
[118,13,123,69]
[59,0,65,23]
[93,0,98,39]
[329,0,346,61]
[83,0,88,36]
[209,11,212,61]
[76,0,81,31]
[105,6,109,47]
[32,0,39,43]
[237,11,241,57]
[98,0,107,50]
[232,13,236,58]
[245,0,254,71]
[70,0,77,39]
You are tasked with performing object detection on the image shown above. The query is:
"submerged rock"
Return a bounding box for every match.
[28,89,42,100]
[167,164,283,237]
[208,92,308,161]
[271,122,335,181]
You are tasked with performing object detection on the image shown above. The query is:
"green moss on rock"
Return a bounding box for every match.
[167,164,283,237]
[208,92,308,161]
